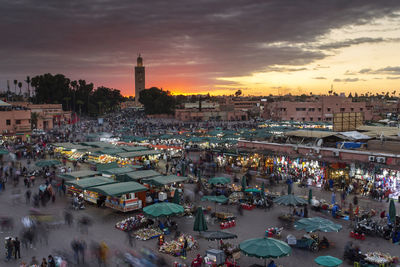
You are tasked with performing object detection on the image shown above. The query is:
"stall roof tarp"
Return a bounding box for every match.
[99,148,126,155]
[80,141,114,148]
[90,181,147,197]
[335,131,372,141]
[0,100,11,107]
[52,143,89,150]
[144,175,188,186]
[284,130,336,139]
[96,162,119,172]
[120,146,149,152]
[59,170,100,180]
[356,125,400,137]
[117,150,161,158]
[65,176,116,189]
[119,170,161,181]
[102,167,135,175]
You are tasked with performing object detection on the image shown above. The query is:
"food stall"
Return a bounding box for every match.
[65,176,116,202]
[101,166,137,179]
[116,170,160,182]
[115,214,151,231]
[143,175,188,202]
[89,181,148,212]
[116,150,162,166]
[159,234,198,256]
[58,170,100,181]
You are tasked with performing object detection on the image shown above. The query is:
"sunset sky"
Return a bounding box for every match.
[1,1,400,97]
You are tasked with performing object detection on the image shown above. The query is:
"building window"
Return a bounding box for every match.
[309,117,313,121]
[16,120,21,125]
[6,120,11,126]
[318,108,322,111]
[296,108,306,111]
[318,117,321,121]
[350,108,354,111]
[302,117,305,121]
[308,108,315,111]
[340,108,345,112]
[290,117,294,121]
[360,108,363,111]
[327,108,331,112]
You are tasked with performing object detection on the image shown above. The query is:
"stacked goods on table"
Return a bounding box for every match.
[134,227,163,240]
[115,214,149,231]
[240,203,254,210]
[159,234,198,256]
[228,192,243,204]
[183,203,195,216]
[220,220,235,229]
[364,252,397,265]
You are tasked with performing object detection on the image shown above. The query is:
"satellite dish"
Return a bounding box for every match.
[316,139,323,147]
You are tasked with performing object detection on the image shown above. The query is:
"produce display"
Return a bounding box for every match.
[364,252,395,264]
[115,214,149,231]
[134,227,163,240]
[159,234,198,256]
[228,192,244,204]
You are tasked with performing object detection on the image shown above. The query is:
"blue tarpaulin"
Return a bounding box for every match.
[336,142,365,149]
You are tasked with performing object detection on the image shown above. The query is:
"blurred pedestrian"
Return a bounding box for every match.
[40,257,47,267]
[14,237,21,259]
[47,255,56,267]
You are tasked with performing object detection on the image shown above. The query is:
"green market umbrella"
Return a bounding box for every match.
[143,202,184,218]
[209,177,231,185]
[287,184,292,195]
[241,176,247,192]
[273,194,307,206]
[202,231,237,241]
[193,207,208,232]
[295,217,342,233]
[201,195,228,203]
[172,190,181,204]
[314,256,343,267]
[240,237,291,262]
[35,160,61,167]
[389,199,396,224]
[0,149,9,155]
[245,188,261,193]
[308,189,312,204]
[201,195,228,212]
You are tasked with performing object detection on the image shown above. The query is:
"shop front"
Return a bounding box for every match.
[90,181,148,212]
[65,176,116,202]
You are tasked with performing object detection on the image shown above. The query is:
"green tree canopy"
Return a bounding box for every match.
[139,87,175,115]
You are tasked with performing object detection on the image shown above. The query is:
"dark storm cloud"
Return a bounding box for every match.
[317,37,385,50]
[1,0,400,91]
[334,78,361,82]
[354,66,400,75]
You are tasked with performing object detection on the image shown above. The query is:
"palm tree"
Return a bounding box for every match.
[97,101,103,115]
[18,82,22,95]
[31,112,39,129]
[76,100,84,115]
[63,96,71,110]
[25,76,31,98]
[13,80,17,94]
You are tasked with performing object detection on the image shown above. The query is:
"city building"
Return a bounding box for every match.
[175,101,247,121]
[262,95,373,122]
[0,100,31,141]
[135,54,145,104]
[12,102,71,130]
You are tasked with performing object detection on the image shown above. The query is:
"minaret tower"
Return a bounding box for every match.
[135,54,145,104]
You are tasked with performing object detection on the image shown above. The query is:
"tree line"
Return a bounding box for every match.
[30,73,123,116]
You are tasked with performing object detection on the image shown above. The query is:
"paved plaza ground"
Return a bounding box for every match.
[0,160,399,267]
